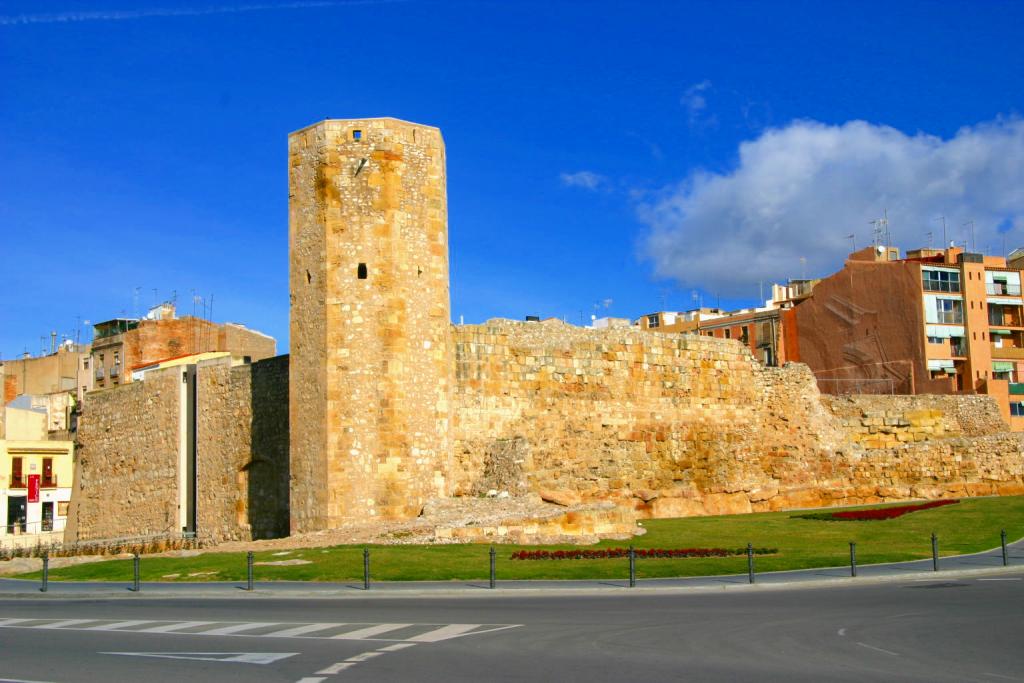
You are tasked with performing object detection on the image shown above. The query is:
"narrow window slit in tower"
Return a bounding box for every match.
[306,269,312,284]
[358,263,368,279]
[353,130,362,140]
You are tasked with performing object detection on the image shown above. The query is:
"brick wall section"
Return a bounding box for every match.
[72,369,181,540]
[196,356,289,541]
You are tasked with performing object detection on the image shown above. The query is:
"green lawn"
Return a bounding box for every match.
[21,496,1024,583]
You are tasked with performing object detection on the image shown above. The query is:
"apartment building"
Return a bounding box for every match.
[90,303,276,390]
[793,244,1024,429]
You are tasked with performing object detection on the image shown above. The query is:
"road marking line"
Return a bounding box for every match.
[138,621,216,633]
[294,678,326,683]
[837,628,846,636]
[265,623,345,638]
[316,662,355,675]
[0,619,33,627]
[33,619,95,629]
[102,652,298,664]
[408,624,482,642]
[197,622,279,636]
[332,623,412,640]
[978,578,1021,581]
[982,673,1019,680]
[88,620,153,631]
[345,652,382,663]
[857,642,900,656]
[0,678,57,683]
[377,643,417,652]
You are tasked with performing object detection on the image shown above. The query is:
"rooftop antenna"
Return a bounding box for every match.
[934,215,948,248]
[133,286,140,318]
[846,233,856,252]
[925,231,933,249]
[963,220,976,252]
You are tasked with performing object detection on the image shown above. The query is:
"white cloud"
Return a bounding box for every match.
[0,1,401,26]
[560,171,607,191]
[681,80,714,127]
[640,118,1024,297]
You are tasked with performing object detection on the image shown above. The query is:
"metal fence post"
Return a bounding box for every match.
[132,552,141,592]
[747,543,755,584]
[247,551,254,591]
[41,553,49,593]
[628,546,636,588]
[931,533,939,572]
[489,546,496,589]
[363,548,370,590]
[1001,529,1008,567]
[849,542,857,577]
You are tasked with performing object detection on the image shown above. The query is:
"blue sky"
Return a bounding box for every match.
[2,0,1023,356]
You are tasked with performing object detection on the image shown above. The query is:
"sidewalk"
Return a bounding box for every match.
[1,539,1021,599]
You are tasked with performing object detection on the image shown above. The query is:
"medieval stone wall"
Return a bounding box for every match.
[449,319,1024,518]
[196,355,290,542]
[73,356,289,543]
[72,369,182,540]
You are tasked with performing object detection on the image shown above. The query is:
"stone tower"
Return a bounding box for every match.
[288,118,451,533]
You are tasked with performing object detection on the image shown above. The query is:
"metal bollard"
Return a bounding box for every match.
[747,543,755,584]
[363,548,370,590]
[133,552,141,592]
[489,546,496,589]
[931,533,939,572]
[849,542,857,577]
[1001,529,1008,567]
[628,546,636,588]
[247,551,254,591]
[41,553,49,593]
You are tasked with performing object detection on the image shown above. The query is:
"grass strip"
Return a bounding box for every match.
[18,495,1024,582]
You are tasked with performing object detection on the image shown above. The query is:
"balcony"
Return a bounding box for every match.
[987,283,1022,296]
[41,476,57,489]
[8,477,25,489]
[1010,383,1024,396]
[991,344,1024,360]
[94,367,105,380]
[109,365,120,378]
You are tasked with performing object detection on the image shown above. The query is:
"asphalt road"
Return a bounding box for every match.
[0,572,1021,682]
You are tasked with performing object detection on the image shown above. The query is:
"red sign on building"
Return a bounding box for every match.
[27,475,40,503]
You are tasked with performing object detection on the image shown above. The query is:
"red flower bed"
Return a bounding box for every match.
[509,547,777,561]
[795,499,958,522]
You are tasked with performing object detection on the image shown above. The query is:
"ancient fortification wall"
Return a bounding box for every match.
[72,356,289,543]
[448,319,1024,517]
[73,369,182,540]
[196,355,290,541]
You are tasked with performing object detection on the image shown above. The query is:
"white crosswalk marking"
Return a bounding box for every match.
[0,617,521,644]
[33,619,95,629]
[265,623,345,638]
[409,624,482,642]
[197,622,278,636]
[332,623,412,640]
[88,620,153,631]
[139,621,216,633]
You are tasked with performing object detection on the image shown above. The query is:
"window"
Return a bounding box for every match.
[740,326,749,344]
[357,263,368,279]
[935,299,963,324]
[42,458,55,487]
[83,358,89,369]
[353,129,362,140]
[11,457,23,488]
[923,270,961,293]
[724,329,731,339]
[647,314,660,328]
[1012,402,1024,417]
